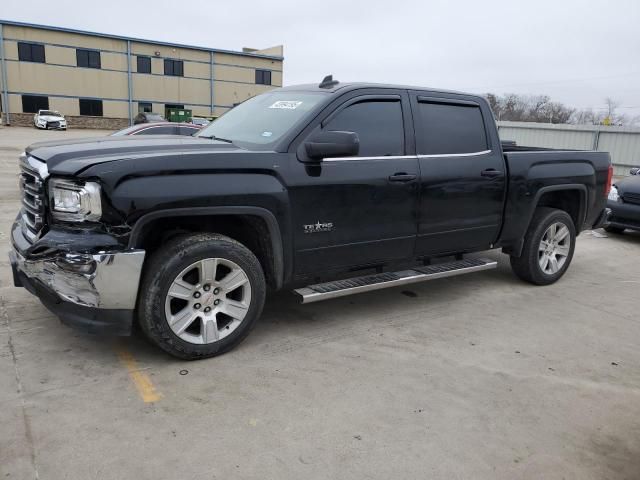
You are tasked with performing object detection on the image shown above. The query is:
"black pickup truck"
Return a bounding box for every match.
[10,76,612,359]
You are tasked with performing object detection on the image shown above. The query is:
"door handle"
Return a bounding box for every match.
[480,168,503,178]
[388,173,417,182]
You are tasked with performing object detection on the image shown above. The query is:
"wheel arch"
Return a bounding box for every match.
[505,184,586,257]
[128,207,284,289]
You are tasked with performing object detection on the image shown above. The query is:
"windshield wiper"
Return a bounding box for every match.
[201,134,234,144]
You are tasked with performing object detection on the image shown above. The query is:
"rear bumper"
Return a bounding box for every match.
[607,200,640,231]
[10,222,145,336]
[591,207,611,230]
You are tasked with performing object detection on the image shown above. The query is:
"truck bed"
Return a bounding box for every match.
[498,148,611,250]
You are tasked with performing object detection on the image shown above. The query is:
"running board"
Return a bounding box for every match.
[294,258,497,304]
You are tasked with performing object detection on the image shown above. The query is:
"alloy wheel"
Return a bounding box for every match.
[538,222,571,275]
[164,258,252,344]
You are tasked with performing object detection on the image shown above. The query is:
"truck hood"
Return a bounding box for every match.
[26,135,240,175]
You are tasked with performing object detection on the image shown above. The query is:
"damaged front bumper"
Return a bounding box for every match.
[10,221,145,335]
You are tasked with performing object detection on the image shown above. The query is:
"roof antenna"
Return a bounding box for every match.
[319,74,339,89]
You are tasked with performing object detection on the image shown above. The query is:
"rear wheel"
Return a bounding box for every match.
[510,208,576,285]
[604,225,625,234]
[138,233,266,360]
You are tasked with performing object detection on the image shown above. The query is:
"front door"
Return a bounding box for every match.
[289,91,420,276]
[410,94,507,255]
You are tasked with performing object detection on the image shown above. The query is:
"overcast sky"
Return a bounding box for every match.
[5,0,640,116]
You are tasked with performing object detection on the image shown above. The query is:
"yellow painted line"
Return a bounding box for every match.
[116,347,162,403]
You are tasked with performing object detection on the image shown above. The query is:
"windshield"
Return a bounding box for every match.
[40,111,60,116]
[196,91,326,149]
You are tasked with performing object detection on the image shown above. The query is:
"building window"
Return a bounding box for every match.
[79,99,103,116]
[138,102,153,113]
[255,69,272,85]
[22,95,49,113]
[137,56,151,74]
[18,42,45,63]
[164,59,184,77]
[76,49,101,69]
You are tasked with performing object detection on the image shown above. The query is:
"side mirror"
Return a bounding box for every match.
[630,167,640,175]
[304,131,359,161]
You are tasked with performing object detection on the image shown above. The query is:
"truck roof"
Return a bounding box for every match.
[278,77,473,98]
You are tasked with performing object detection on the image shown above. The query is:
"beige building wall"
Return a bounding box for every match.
[0,21,284,127]
[3,24,126,52]
[132,75,210,105]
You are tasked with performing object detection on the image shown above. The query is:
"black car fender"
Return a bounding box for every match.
[128,206,285,289]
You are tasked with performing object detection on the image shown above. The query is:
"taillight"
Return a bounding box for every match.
[605,164,613,197]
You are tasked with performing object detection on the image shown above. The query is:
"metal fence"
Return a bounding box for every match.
[497,121,640,176]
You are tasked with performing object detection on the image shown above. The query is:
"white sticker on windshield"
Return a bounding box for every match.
[269,101,302,110]
[262,131,273,137]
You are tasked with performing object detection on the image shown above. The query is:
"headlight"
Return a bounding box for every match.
[608,185,619,202]
[48,178,102,222]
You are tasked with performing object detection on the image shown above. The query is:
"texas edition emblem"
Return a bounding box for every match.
[303,221,334,234]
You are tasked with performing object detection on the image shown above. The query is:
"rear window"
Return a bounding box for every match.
[416,102,488,155]
[136,126,176,135]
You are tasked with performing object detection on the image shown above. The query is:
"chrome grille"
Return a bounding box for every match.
[622,192,640,205]
[19,155,48,242]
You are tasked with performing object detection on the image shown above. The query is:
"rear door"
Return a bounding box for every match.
[289,90,420,274]
[411,94,506,255]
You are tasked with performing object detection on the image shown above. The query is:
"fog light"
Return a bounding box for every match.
[55,254,96,274]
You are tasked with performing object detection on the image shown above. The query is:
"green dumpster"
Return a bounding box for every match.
[166,108,192,123]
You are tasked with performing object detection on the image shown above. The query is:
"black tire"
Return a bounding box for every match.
[604,225,625,234]
[510,207,576,285]
[137,233,266,360]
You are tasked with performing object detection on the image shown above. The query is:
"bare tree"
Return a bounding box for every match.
[570,98,640,126]
[485,93,574,124]
[485,93,637,126]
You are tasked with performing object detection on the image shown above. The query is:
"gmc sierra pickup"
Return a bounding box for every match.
[10,76,612,359]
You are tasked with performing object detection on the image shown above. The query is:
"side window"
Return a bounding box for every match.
[137,126,176,135]
[324,100,404,157]
[138,102,152,113]
[164,59,184,77]
[416,102,488,155]
[178,126,198,136]
[76,49,101,69]
[255,69,272,85]
[137,56,151,74]
[18,42,45,63]
[22,95,49,113]
[79,99,103,116]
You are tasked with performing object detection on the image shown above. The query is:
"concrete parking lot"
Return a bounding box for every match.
[1,126,639,480]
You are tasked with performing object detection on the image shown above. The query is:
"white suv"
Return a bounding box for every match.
[34,110,67,130]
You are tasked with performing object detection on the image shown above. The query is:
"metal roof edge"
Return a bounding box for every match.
[0,19,284,61]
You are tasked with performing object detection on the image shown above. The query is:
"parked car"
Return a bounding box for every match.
[606,168,640,233]
[33,110,66,130]
[10,76,612,359]
[133,112,165,124]
[111,122,201,136]
[190,117,210,127]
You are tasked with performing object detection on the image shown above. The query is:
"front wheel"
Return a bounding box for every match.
[138,233,266,360]
[510,208,576,285]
